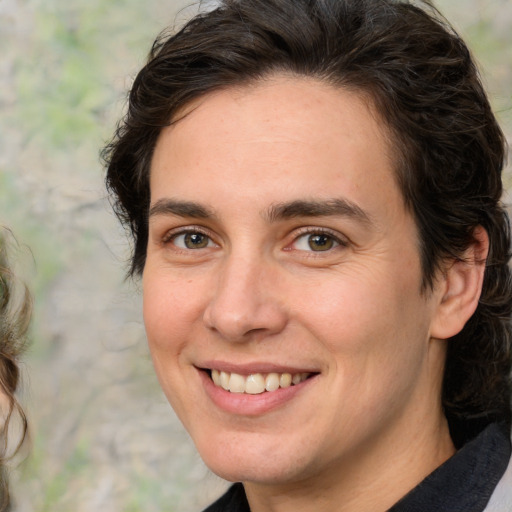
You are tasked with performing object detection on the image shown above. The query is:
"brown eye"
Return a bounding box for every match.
[293,232,341,252]
[172,232,214,249]
[307,234,335,251]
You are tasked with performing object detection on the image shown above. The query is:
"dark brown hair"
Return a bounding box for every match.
[0,230,30,510]
[103,0,512,445]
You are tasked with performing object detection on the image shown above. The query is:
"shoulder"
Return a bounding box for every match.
[484,449,512,512]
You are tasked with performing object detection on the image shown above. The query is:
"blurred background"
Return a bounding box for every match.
[0,0,511,510]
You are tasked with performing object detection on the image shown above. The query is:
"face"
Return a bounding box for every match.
[144,76,448,489]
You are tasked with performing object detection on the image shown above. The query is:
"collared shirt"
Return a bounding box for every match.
[203,423,511,512]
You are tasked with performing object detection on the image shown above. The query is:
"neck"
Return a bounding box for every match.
[244,411,455,512]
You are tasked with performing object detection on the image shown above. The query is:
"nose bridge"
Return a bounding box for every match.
[203,248,286,341]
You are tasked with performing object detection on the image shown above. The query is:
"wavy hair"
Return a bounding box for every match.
[0,230,30,510]
[103,0,512,446]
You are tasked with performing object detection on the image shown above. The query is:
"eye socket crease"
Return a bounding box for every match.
[160,225,219,249]
[160,226,348,260]
[170,231,216,250]
[148,197,372,255]
[287,228,348,253]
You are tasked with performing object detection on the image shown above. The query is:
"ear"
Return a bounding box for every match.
[430,226,489,340]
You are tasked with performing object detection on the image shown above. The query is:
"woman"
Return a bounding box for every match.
[0,230,30,511]
[104,1,512,510]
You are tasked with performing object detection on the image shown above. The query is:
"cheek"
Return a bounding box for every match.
[142,270,204,415]
[297,269,429,387]
[142,269,205,352]
[294,271,400,350]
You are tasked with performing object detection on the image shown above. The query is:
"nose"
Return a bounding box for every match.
[202,254,288,342]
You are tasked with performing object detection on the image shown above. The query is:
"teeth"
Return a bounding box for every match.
[280,373,292,388]
[220,370,230,390]
[292,373,310,385]
[246,374,265,394]
[228,373,246,393]
[211,370,311,394]
[265,373,280,392]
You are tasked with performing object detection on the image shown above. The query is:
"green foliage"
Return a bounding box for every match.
[13,0,187,149]
[15,9,108,148]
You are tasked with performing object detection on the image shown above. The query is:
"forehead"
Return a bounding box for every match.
[150,76,403,218]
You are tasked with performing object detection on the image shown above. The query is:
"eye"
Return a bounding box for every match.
[170,231,216,250]
[293,232,341,252]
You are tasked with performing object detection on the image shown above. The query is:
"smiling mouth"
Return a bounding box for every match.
[208,369,314,394]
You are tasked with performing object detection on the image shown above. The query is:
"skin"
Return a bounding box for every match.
[143,75,485,512]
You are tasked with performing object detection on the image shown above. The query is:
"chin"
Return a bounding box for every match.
[205,459,299,485]
[194,432,313,485]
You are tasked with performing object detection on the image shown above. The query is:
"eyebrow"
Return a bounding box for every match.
[148,197,373,226]
[266,198,373,225]
[148,199,215,219]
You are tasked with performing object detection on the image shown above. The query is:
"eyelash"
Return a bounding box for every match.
[162,226,217,250]
[288,227,348,254]
[161,226,348,254]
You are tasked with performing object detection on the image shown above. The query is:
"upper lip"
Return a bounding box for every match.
[196,360,320,375]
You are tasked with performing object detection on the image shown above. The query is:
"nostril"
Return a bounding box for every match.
[203,302,288,342]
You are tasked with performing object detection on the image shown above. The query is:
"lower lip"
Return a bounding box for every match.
[199,370,317,416]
